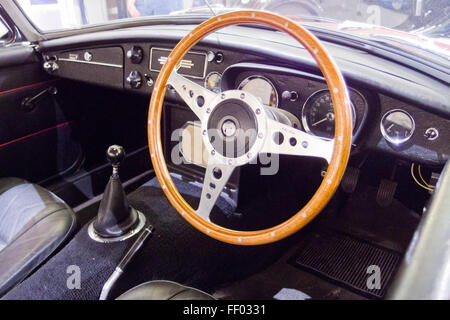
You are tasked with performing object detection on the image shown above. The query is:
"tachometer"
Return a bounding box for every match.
[238,75,278,108]
[380,109,415,145]
[302,90,356,139]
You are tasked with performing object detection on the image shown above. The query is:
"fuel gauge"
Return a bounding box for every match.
[381,109,415,145]
[204,72,222,93]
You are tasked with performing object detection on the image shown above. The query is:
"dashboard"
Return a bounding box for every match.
[39,24,450,170]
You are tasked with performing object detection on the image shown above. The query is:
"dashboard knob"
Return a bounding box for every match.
[206,51,215,62]
[215,52,224,64]
[84,51,93,61]
[282,90,298,101]
[43,61,59,73]
[424,128,439,141]
[126,71,143,89]
[144,74,154,87]
[127,46,144,64]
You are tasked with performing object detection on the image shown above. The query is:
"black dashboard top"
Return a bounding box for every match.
[38,24,450,117]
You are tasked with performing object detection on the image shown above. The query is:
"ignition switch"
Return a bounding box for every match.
[126,71,143,89]
[127,46,144,64]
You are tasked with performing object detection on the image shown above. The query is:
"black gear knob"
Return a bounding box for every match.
[107,145,125,167]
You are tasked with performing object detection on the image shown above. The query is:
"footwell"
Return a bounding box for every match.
[2,175,288,300]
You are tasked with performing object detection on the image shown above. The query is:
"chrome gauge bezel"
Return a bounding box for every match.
[204,71,222,93]
[380,108,415,145]
[237,75,279,108]
[301,89,357,139]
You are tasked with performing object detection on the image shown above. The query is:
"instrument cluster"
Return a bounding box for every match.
[209,67,370,142]
[198,65,448,166]
[40,42,449,167]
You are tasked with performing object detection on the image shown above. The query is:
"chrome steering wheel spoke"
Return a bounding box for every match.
[260,119,334,163]
[195,160,236,222]
[167,71,218,122]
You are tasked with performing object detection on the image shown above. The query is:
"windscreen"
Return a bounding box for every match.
[15,0,450,60]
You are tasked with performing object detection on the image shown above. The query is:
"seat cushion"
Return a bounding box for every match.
[117,280,215,300]
[0,177,76,297]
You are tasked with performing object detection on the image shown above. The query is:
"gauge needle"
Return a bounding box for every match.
[386,123,394,132]
[312,117,328,126]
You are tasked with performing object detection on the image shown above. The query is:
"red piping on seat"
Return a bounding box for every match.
[0,121,73,149]
[0,79,59,96]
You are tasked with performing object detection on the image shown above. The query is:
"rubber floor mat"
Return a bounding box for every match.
[290,231,401,299]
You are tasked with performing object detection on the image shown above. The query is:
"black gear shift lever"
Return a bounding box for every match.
[89,145,145,242]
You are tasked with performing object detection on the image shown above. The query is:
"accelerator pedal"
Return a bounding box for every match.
[341,167,360,193]
[376,179,397,207]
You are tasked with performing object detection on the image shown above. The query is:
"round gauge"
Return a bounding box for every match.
[204,72,222,93]
[238,75,278,108]
[302,90,356,139]
[380,109,415,145]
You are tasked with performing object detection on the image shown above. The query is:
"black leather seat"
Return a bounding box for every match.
[117,280,215,300]
[0,177,76,296]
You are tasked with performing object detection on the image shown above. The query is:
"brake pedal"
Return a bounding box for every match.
[341,167,360,193]
[376,179,397,207]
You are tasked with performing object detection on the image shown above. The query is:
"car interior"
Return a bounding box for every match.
[0,0,449,301]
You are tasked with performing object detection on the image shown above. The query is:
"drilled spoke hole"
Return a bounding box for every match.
[209,183,216,189]
[213,168,222,180]
[273,132,284,145]
[289,137,297,146]
[196,95,205,107]
[206,193,212,199]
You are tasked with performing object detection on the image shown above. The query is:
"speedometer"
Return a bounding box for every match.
[302,90,356,139]
[238,75,278,108]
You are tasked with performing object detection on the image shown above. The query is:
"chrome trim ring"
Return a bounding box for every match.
[204,71,222,93]
[301,89,356,139]
[237,75,279,108]
[88,210,146,243]
[380,109,415,145]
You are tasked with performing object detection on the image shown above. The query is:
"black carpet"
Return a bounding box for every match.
[3,175,288,300]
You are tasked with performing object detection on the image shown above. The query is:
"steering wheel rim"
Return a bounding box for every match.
[148,10,352,245]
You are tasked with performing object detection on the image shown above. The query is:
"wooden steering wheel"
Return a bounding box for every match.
[148,10,352,245]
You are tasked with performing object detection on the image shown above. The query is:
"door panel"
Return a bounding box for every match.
[0,45,82,183]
